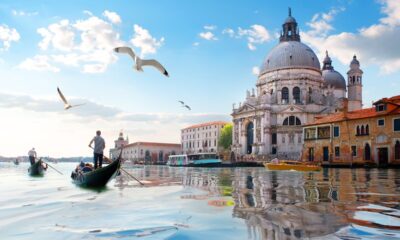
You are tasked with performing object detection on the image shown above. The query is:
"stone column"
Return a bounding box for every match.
[260,115,265,154]
[252,117,257,154]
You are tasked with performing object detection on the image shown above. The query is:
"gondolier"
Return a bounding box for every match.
[28,148,37,165]
[88,130,105,169]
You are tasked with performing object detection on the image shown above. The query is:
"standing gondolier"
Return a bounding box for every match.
[28,148,37,165]
[88,130,105,169]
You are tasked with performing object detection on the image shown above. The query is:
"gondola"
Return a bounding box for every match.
[71,157,121,188]
[28,159,46,176]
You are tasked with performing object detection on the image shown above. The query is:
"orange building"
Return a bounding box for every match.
[301,96,400,166]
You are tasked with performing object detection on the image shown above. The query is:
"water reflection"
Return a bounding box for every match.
[116,166,400,239]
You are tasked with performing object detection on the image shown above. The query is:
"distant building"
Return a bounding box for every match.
[120,142,181,164]
[181,121,230,154]
[231,9,363,161]
[109,132,181,164]
[302,96,400,166]
[109,132,129,159]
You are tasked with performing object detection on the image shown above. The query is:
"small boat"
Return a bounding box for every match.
[264,160,321,171]
[167,153,222,167]
[28,159,47,176]
[71,157,121,188]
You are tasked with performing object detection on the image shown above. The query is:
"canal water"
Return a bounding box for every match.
[0,162,399,239]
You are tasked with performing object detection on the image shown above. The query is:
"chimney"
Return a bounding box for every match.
[343,98,349,119]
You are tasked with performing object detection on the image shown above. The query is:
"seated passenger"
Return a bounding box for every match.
[81,163,93,173]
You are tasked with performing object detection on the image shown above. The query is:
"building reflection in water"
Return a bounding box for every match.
[114,166,400,239]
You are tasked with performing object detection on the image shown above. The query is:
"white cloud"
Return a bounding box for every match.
[23,13,125,73]
[18,55,60,72]
[302,1,400,74]
[11,10,38,16]
[193,42,200,46]
[37,19,75,51]
[0,24,20,50]
[102,10,121,24]
[222,28,235,37]
[204,25,216,30]
[223,25,271,50]
[130,24,164,57]
[252,66,260,76]
[199,31,217,40]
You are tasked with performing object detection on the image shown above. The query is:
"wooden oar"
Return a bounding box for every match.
[103,155,144,186]
[45,162,64,175]
[36,157,63,175]
[89,147,144,186]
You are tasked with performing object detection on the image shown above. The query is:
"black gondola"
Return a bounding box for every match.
[28,159,46,176]
[71,157,121,188]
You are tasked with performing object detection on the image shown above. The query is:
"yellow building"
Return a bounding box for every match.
[302,96,400,166]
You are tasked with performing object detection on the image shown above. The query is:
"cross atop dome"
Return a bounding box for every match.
[280,8,300,42]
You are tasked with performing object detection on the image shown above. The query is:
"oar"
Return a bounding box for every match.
[105,157,144,186]
[89,147,144,186]
[36,157,63,175]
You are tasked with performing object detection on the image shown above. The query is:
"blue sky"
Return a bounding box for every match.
[0,0,399,157]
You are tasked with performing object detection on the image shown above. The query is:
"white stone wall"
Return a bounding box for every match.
[181,123,227,154]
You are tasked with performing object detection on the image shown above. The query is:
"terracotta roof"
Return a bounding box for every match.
[123,142,181,148]
[182,121,230,130]
[308,96,400,126]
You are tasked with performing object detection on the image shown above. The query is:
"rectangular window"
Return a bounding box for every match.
[333,126,340,137]
[394,118,400,131]
[351,146,357,156]
[335,146,340,157]
[272,133,277,144]
[378,119,385,126]
[376,104,387,112]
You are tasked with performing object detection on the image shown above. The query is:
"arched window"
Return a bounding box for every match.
[366,125,369,135]
[308,87,312,103]
[364,143,371,161]
[356,126,360,136]
[293,87,300,104]
[282,87,289,103]
[395,141,400,160]
[361,125,365,135]
[283,118,288,125]
[296,117,301,125]
[283,116,301,126]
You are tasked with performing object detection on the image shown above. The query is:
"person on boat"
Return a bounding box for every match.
[28,148,37,165]
[88,130,105,169]
[81,163,93,173]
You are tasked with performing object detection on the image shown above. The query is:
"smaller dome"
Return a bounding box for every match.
[322,70,346,90]
[285,16,296,23]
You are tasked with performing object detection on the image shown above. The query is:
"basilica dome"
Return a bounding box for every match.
[260,41,321,74]
[321,51,346,89]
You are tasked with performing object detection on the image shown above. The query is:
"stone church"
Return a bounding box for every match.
[231,9,363,160]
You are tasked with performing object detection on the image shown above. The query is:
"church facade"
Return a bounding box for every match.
[231,9,363,160]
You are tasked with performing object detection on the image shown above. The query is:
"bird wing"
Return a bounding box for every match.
[141,59,169,77]
[178,101,184,105]
[114,46,136,60]
[185,105,191,110]
[57,87,69,105]
[71,103,86,108]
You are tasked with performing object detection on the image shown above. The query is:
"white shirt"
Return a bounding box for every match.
[28,150,36,157]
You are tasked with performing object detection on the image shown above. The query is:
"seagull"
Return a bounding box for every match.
[183,105,191,111]
[114,46,169,77]
[57,87,85,110]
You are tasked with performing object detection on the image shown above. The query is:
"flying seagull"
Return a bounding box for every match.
[114,46,169,77]
[57,87,85,110]
[183,105,191,111]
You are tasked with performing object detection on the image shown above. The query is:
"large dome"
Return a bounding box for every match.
[260,41,321,74]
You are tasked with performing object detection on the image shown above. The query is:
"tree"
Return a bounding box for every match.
[218,123,233,150]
